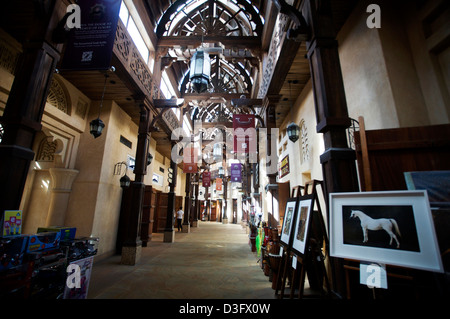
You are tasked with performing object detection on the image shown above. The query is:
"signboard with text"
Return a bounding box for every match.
[60,0,122,70]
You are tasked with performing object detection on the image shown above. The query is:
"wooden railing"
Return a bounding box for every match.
[113,19,159,101]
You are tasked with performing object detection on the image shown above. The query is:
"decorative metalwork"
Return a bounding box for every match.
[156,0,263,37]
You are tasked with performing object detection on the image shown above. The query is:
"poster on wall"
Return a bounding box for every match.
[60,0,122,70]
[230,163,242,182]
[2,210,22,237]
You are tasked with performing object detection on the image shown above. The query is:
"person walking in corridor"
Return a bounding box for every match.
[176,207,184,232]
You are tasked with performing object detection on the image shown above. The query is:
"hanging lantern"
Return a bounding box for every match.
[190,50,211,93]
[119,174,131,188]
[90,118,105,139]
[287,122,300,143]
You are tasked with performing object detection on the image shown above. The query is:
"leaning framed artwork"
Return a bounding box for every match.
[291,195,314,256]
[280,198,298,247]
[329,190,443,273]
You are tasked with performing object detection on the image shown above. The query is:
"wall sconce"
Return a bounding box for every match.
[287,122,300,143]
[114,161,131,188]
[147,153,153,166]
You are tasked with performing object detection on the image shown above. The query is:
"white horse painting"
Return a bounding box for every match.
[350,210,401,248]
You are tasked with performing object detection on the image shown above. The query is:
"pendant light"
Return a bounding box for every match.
[287,122,300,143]
[90,68,114,138]
[190,50,211,93]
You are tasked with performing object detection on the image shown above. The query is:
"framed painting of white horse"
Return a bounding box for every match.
[329,190,443,273]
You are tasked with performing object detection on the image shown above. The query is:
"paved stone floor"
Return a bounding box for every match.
[88,221,277,299]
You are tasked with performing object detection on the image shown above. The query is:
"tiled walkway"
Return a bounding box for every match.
[88,221,276,299]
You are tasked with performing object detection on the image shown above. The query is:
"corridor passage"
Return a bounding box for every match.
[88,222,276,299]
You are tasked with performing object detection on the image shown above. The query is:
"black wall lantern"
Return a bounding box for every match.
[287,122,300,143]
[190,50,211,93]
[147,153,153,166]
[119,174,131,188]
[114,161,131,188]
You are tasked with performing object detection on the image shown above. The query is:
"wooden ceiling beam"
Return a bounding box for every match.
[158,36,261,50]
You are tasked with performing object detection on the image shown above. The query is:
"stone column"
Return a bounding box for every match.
[45,168,79,226]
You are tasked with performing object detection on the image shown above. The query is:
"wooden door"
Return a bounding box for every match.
[154,192,169,233]
[141,186,157,246]
[210,201,217,221]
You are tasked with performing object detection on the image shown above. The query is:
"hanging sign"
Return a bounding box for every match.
[233,114,256,154]
[202,172,211,188]
[230,163,242,182]
[216,178,223,191]
[183,147,198,173]
[60,0,122,70]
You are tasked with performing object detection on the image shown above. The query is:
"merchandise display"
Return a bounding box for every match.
[0,225,99,299]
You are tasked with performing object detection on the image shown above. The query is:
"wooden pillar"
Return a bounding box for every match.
[182,173,191,232]
[164,147,177,242]
[121,100,151,265]
[192,173,200,227]
[0,1,65,215]
[302,0,360,298]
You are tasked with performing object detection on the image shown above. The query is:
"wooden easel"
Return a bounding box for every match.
[276,180,331,299]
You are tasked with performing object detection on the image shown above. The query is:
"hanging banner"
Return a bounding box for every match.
[60,0,122,70]
[202,172,211,188]
[183,147,198,173]
[216,178,223,191]
[233,114,256,154]
[230,163,242,182]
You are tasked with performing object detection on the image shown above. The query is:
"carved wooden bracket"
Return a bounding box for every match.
[272,0,311,42]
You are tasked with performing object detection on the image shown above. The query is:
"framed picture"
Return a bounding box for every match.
[280,198,298,247]
[292,195,314,256]
[329,190,444,273]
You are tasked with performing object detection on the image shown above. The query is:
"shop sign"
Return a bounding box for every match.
[183,147,198,173]
[230,163,242,182]
[202,171,211,187]
[216,178,223,191]
[279,155,289,178]
[233,114,256,154]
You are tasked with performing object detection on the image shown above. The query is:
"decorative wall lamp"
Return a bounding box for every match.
[114,161,131,188]
[287,122,300,143]
[147,153,153,166]
[190,50,211,93]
